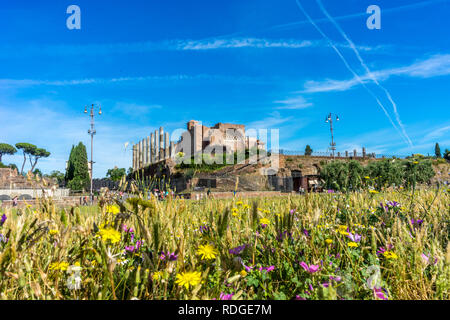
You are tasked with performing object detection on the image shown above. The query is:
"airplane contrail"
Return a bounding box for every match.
[294,0,411,146]
[269,0,447,34]
[316,0,413,147]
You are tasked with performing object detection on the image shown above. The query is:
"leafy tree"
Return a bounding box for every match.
[46,170,65,185]
[33,168,42,177]
[29,148,50,172]
[106,167,126,181]
[444,149,450,161]
[66,142,90,191]
[15,143,37,174]
[305,145,313,156]
[435,143,441,158]
[0,143,17,163]
[321,158,435,191]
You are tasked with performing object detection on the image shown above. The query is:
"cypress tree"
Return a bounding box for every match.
[66,142,90,191]
[435,143,441,158]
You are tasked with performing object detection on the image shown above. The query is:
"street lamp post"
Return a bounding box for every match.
[84,104,102,204]
[325,113,339,158]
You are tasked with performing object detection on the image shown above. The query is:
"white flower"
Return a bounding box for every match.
[67,274,82,290]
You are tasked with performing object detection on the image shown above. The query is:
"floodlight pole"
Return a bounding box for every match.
[325,113,339,158]
[85,104,102,204]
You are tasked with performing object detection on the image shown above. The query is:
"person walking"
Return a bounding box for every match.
[12,196,18,207]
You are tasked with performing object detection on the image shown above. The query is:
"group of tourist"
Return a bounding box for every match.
[152,189,173,201]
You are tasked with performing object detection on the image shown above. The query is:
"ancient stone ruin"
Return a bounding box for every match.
[132,120,265,171]
[0,168,68,200]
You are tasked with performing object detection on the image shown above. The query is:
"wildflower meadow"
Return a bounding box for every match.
[0,186,448,300]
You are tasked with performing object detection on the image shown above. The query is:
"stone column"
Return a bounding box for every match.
[150,132,155,164]
[132,144,136,171]
[146,136,150,165]
[154,130,159,163]
[362,147,366,158]
[141,139,146,167]
[165,132,170,159]
[159,127,164,161]
[137,141,140,169]
[353,149,357,157]
[345,151,348,157]
[170,141,174,158]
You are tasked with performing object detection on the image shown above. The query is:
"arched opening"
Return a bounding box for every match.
[292,170,303,192]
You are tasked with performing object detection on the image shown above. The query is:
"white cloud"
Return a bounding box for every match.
[274,96,313,110]
[303,54,450,93]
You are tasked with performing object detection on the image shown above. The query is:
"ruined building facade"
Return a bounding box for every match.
[132,120,265,171]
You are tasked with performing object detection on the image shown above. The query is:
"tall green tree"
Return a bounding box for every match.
[30,148,50,172]
[435,143,441,158]
[66,142,90,191]
[107,166,126,181]
[0,143,17,163]
[15,143,37,174]
[444,149,450,161]
[305,145,313,156]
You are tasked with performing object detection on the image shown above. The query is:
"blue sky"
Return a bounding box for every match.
[0,0,449,178]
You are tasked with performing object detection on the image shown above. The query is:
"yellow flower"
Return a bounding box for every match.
[260,218,270,226]
[175,271,202,289]
[325,239,333,244]
[49,261,69,271]
[152,271,164,281]
[383,251,398,259]
[243,204,250,210]
[105,205,120,215]
[196,244,219,260]
[369,190,379,194]
[240,270,248,277]
[236,201,243,206]
[97,227,121,244]
[231,208,239,216]
[364,176,370,179]
[49,229,59,236]
[348,242,359,248]
[413,161,419,164]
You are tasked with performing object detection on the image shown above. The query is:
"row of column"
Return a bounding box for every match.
[132,127,175,171]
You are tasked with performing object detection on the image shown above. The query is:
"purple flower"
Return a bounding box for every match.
[122,224,134,233]
[219,292,234,300]
[0,234,8,243]
[300,262,320,273]
[229,244,248,255]
[289,209,295,214]
[0,214,6,226]
[330,275,342,282]
[258,265,275,272]
[321,282,330,288]
[243,264,254,272]
[160,251,178,261]
[411,219,424,228]
[199,225,210,233]
[302,229,309,237]
[295,295,307,300]
[374,287,388,300]
[327,189,335,193]
[277,231,293,242]
[421,253,438,265]
[347,232,362,243]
